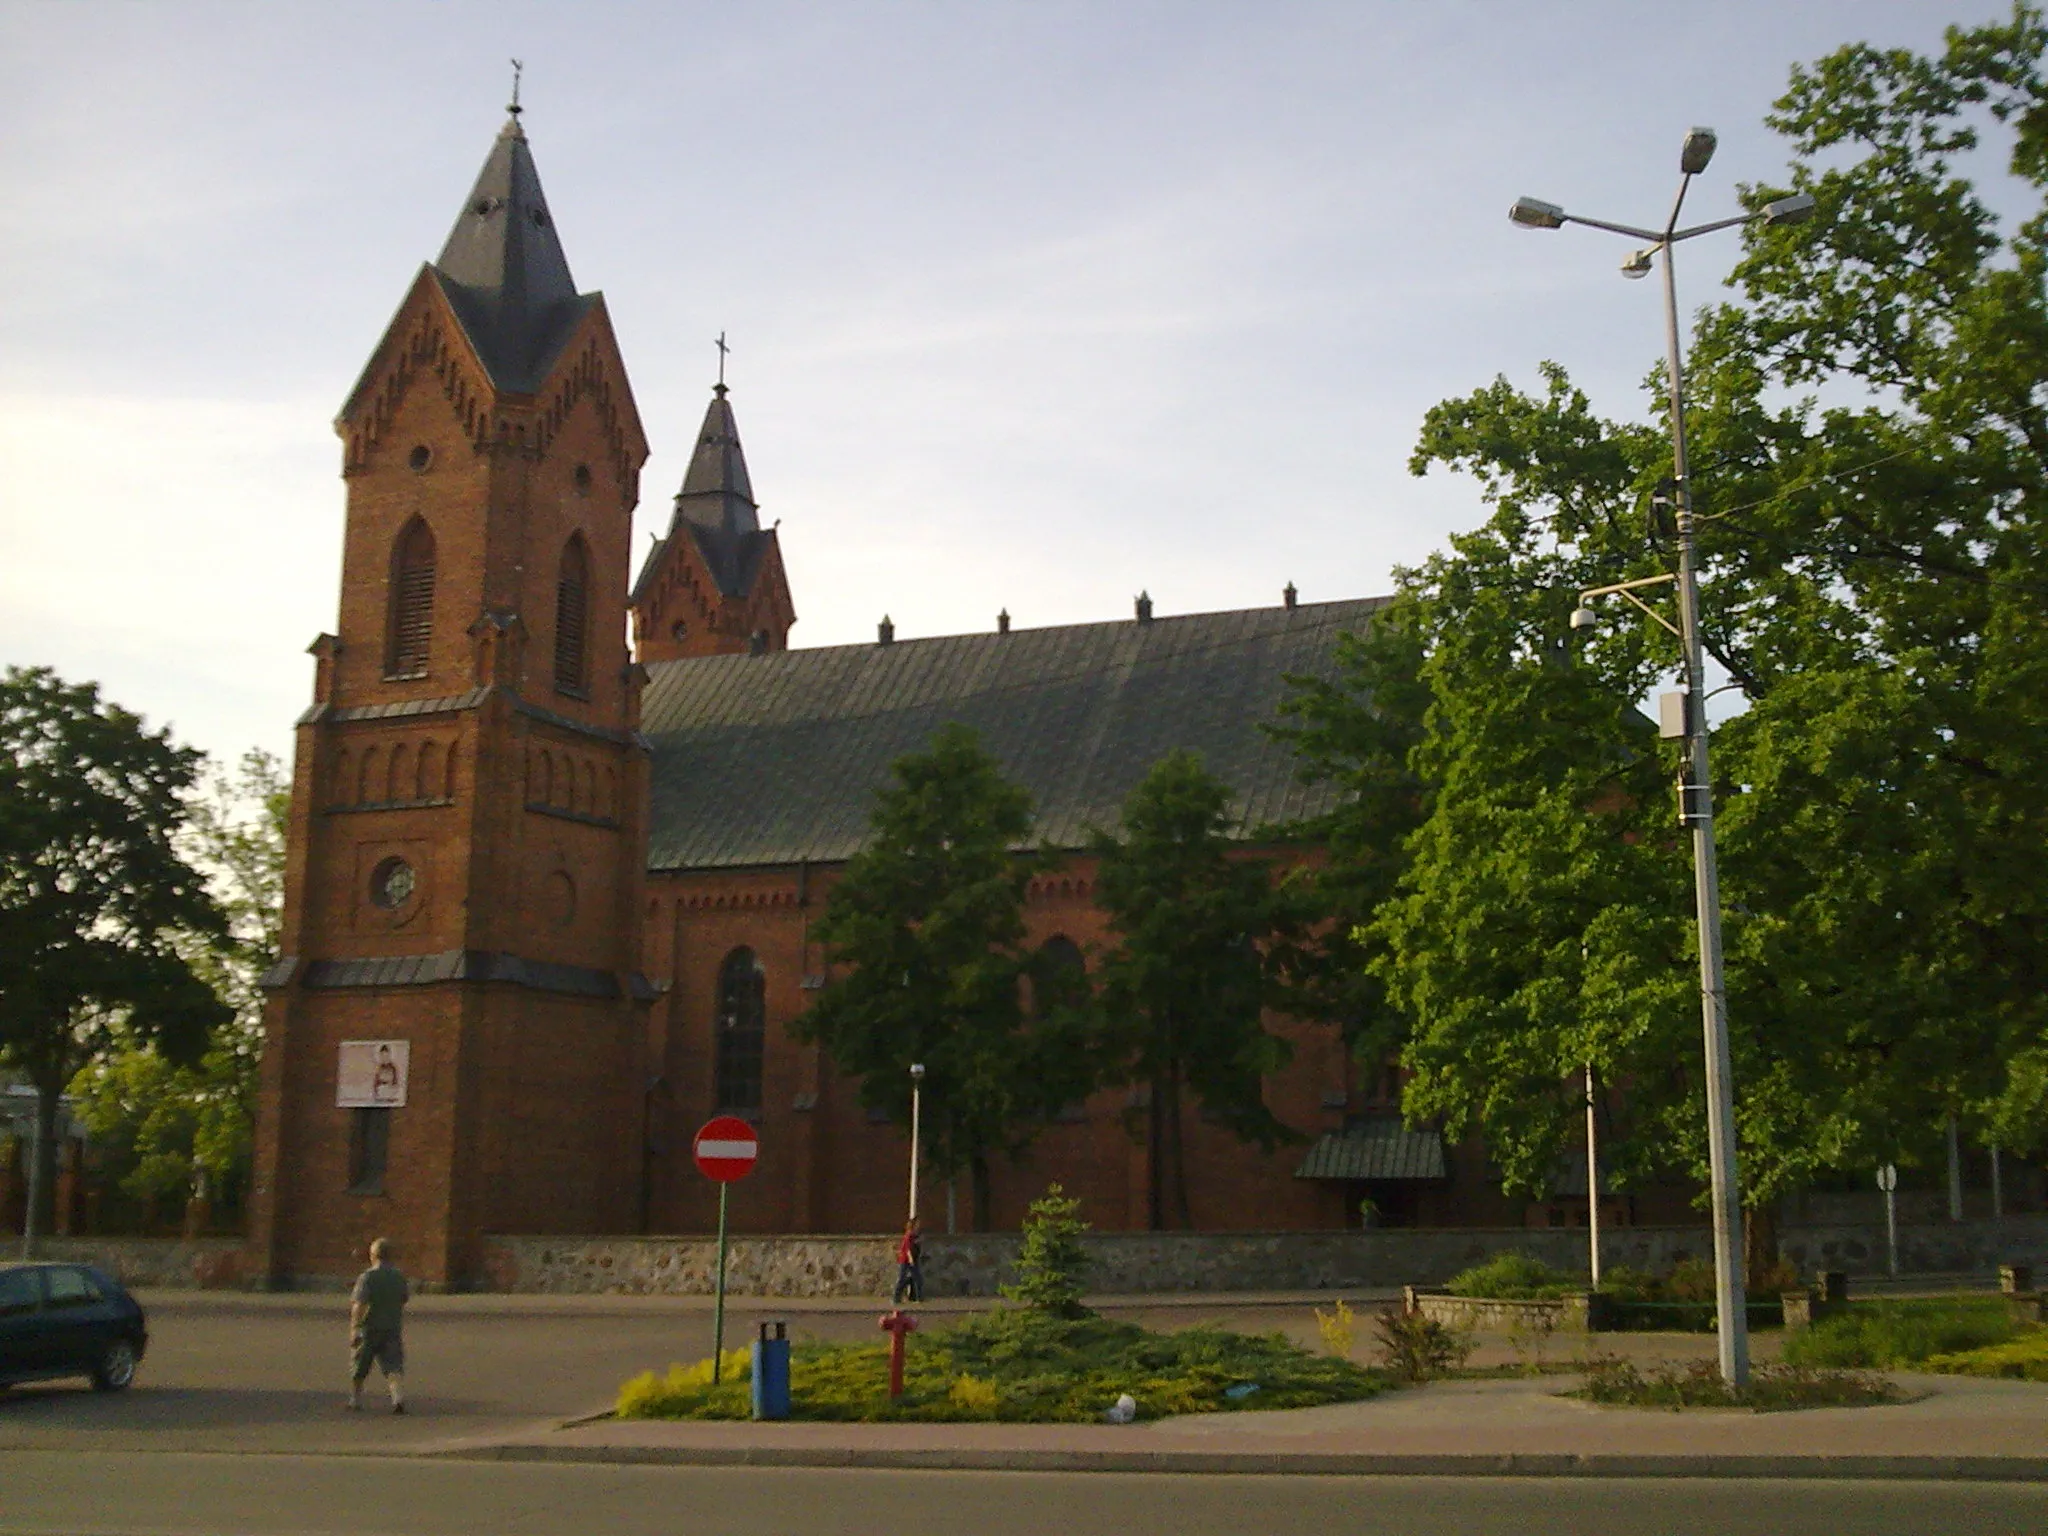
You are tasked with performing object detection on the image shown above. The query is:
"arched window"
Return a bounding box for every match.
[715,947,766,1114]
[1031,934,1088,1016]
[553,533,590,694]
[386,518,436,678]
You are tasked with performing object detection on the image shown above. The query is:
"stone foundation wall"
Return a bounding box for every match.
[23,1237,247,1289]
[1778,1212,2048,1277]
[479,1216,2048,1297]
[1412,1291,1593,1333]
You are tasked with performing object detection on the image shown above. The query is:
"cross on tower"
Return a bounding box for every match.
[714,331,730,391]
[508,59,524,117]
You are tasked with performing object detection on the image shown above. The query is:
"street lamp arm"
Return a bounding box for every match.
[1560,211,1665,242]
[1581,573,1678,601]
[1670,211,1760,243]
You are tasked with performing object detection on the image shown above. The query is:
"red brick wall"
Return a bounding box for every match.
[246,280,653,1287]
[641,851,1359,1237]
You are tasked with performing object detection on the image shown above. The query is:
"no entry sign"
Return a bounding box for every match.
[693,1116,759,1183]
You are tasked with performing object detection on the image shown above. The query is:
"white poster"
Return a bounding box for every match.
[337,1040,410,1108]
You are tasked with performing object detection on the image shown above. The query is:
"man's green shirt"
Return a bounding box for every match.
[351,1263,409,1334]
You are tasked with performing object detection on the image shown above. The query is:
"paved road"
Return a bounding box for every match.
[0,1290,1474,1455]
[2,1452,2043,1536]
[2,1289,1783,1457]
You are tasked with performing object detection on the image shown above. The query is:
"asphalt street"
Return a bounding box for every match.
[4,1452,2045,1536]
[0,1290,1450,1456]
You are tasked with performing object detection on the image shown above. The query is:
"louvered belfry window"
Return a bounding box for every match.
[554,534,590,693]
[386,519,436,679]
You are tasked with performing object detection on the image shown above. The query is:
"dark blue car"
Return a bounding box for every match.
[0,1262,149,1392]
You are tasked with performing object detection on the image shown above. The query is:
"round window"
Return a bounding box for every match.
[408,445,432,473]
[370,857,416,910]
[573,464,592,494]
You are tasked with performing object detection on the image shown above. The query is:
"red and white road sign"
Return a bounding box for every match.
[692,1116,759,1183]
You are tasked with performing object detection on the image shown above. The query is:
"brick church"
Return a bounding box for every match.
[245,110,1486,1289]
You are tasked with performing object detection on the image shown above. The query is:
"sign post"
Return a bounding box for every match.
[1877,1163,1899,1277]
[693,1116,759,1382]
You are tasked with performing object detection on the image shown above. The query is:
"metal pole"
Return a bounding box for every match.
[1661,237,1750,1385]
[1883,1170,1899,1277]
[1585,1063,1602,1289]
[1946,1114,1964,1221]
[20,1105,44,1261]
[1991,1145,2004,1222]
[711,1181,730,1383]
[908,1075,922,1223]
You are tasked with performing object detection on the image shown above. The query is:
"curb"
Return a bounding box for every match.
[426,1441,2048,1482]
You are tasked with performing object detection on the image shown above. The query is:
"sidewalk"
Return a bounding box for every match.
[427,1371,2048,1481]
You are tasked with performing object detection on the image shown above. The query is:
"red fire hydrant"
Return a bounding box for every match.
[878,1308,919,1400]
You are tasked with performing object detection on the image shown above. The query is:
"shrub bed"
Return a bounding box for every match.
[1576,1356,1900,1412]
[616,1308,1388,1423]
[1444,1252,1582,1300]
[1781,1297,2017,1370]
[1923,1328,2048,1383]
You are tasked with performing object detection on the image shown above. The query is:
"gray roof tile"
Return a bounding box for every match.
[642,596,1387,871]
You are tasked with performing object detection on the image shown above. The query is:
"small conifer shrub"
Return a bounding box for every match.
[1000,1182,1093,1318]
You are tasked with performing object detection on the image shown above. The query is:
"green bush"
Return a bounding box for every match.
[1372,1306,1474,1382]
[1578,1355,1898,1412]
[615,1308,1386,1422]
[1923,1327,2048,1382]
[1782,1298,2018,1369]
[999,1183,1092,1318]
[1445,1251,1581,1300]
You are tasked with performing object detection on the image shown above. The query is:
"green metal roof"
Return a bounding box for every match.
[640,596,1388,871]
[1294,1118,1448,1182]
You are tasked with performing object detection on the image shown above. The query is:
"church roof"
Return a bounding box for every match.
[640,596,1388,872]
[632,387,770,602]
[430,115,597,393]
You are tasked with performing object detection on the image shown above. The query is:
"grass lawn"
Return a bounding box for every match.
[616,1307,1388,1423]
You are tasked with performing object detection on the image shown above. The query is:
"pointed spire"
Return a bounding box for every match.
[431,109,588,392]
[676,384,757,531]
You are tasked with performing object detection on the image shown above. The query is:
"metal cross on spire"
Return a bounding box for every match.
[715,331,730,392]
[508,59,524,117]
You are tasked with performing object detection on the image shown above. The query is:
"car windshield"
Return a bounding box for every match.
[45,1267,99,1308]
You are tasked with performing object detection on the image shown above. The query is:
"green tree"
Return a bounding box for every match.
[1093,750,1293,1230]
[1000,1182,1093,1318]
[1295,7,2048,1227]
[70,749,288,1221]
[795,724,1095,1230]
[0,668,230,1245]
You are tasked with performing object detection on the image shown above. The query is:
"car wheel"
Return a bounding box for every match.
[90,1339,138,1392]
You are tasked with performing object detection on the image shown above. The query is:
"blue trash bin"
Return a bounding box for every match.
[751,1320,790,1421]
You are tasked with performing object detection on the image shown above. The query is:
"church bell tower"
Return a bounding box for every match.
[247,106,655,1286]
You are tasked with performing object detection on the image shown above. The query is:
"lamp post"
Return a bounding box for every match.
[1514,128,1813,1386]
[908,1062,925,1224]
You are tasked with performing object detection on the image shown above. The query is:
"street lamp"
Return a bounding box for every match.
[1512,130,1814,1387]
[908,1062,925,1225]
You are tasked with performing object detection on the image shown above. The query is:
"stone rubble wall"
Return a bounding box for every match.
[23,1237,247,1289]
[25,1213,2047,1293]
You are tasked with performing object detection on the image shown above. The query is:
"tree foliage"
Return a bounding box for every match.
[0,667,230,1237]
[1291,6,2048,1207]
[795,724,1095,1230]
[1092,750,1292,1229]
[70,749,287,1216]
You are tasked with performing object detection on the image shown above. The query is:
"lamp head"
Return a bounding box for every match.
[910,1062,925,1082]
[1570,605,1599,632]
[1621,248,1655,280]
[1761,191,1817,227]
[1680,127,1718,175]
[1510,196,1566,230]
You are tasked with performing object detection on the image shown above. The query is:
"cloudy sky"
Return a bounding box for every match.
[0,1,1993,768]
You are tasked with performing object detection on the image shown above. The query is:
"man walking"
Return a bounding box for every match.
[348,1237,410,1413]
[893,1217,924,1304]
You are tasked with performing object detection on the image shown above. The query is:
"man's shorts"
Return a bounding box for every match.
[351,1329,404,1380]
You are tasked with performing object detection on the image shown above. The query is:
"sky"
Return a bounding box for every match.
[0,0,2003,770]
